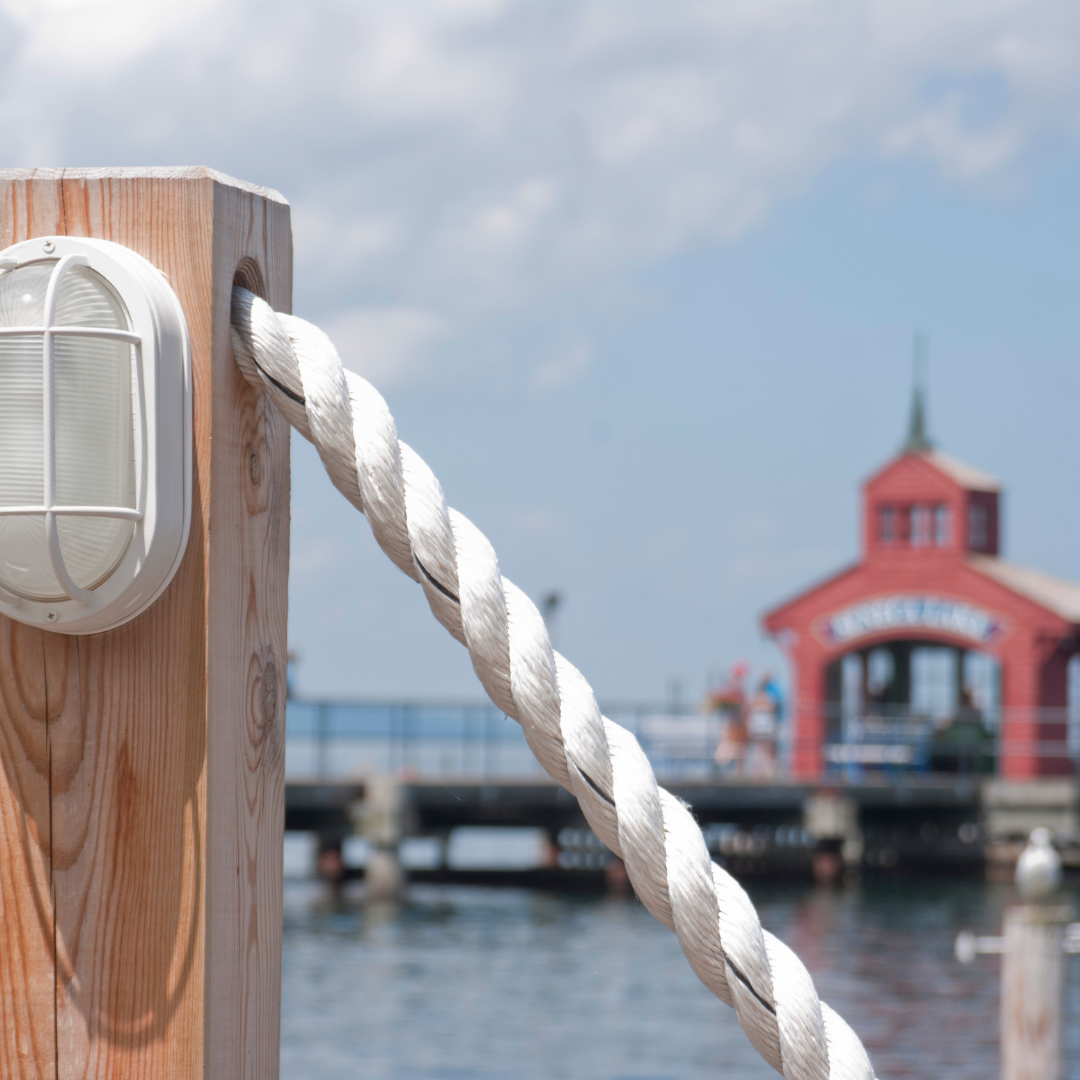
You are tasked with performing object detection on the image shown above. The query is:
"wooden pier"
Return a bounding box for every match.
[285,775,1078,887]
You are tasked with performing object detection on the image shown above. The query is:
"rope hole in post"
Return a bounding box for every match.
[232,258,267,301]
[232,257,274,511]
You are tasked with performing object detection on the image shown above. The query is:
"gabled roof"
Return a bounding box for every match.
[923,451,1000,493]
[969,555,1080,623]
[864,449,1001,494]
[764,554,1080,632]
[761,561,862,628]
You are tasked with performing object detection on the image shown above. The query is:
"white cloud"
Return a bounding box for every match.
[292,205,400,272]
[1,0,218,72]
[882,99,1020,178]
[463,179,556,253]
[321,306,445,387]
[529,340,593,395]
[3,0,1080,355]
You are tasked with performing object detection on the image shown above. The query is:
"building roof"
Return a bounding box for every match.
[969,555,1080,623]
[922,450,1001,492]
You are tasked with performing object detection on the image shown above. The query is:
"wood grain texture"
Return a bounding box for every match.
[1001,905,1067,1080]
[0,168,292,1079]
[204,181,291,1080]
[0,621,55,1080]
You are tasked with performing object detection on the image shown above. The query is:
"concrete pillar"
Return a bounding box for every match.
[804,791,861,883]
[355,774,405,900]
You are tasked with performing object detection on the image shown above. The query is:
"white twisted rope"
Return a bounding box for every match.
[230,287,877,1080]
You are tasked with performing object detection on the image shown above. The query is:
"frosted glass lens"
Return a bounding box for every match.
[0,264,48,597]
[54,267,136,592]
[0,263,48,509]
[0,261,135,601]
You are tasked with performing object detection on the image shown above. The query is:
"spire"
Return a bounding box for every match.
[903,333,932,453]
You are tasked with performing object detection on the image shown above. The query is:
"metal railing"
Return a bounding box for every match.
[285,698,1080,781]
[285,697,715,781]
[814,703,1077,777]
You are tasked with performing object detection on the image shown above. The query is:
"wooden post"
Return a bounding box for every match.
[0,168,291,1079]
[1001,905,1069,1080]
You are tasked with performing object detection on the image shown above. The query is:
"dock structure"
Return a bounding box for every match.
[763,390,1080,781]
[285,774,1080,888]
[0,168,292,1080]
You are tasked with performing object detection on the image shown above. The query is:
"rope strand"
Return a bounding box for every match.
[230,286,877,1080]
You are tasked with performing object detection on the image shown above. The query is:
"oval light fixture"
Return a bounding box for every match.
[0,235,192,633]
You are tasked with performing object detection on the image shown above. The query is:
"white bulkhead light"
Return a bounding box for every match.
[0,236,192,632]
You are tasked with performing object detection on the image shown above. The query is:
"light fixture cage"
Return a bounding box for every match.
[0,236,192,633]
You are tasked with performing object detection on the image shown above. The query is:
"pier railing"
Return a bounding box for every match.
[817,702,1078,777]
[287,697,1080,780]
[285,697,721,781]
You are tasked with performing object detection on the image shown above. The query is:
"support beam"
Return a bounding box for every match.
[0,167,291,1079]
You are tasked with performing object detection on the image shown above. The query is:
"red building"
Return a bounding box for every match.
[763,391,1080,780]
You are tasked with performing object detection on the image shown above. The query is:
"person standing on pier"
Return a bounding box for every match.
[710,662,749,775]
[746,674,781,778]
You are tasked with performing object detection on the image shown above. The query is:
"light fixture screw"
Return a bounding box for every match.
[46,610,58,622]
[42,240,55,254]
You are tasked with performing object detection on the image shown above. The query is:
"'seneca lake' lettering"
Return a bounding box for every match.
[821,596,1003,645]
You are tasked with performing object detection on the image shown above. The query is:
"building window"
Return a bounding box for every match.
[911,504,931,547]
[934,504,951,547]
[969,503,988,550]
[878,505,895,544]
[866,648,895,698]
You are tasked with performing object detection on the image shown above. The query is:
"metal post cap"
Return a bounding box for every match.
[1016,827,1063,903]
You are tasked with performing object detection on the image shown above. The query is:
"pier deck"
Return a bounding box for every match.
[284,775,1074,885]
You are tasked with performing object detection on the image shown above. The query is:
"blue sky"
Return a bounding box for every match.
[290,146,1080,702]
[4,1,1080,703]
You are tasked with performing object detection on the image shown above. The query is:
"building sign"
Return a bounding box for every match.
[819,595,1004,646]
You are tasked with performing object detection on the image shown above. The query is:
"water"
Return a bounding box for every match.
[281,877,1080,1079]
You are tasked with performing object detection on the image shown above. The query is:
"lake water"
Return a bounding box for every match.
[281,876,1080,1079]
